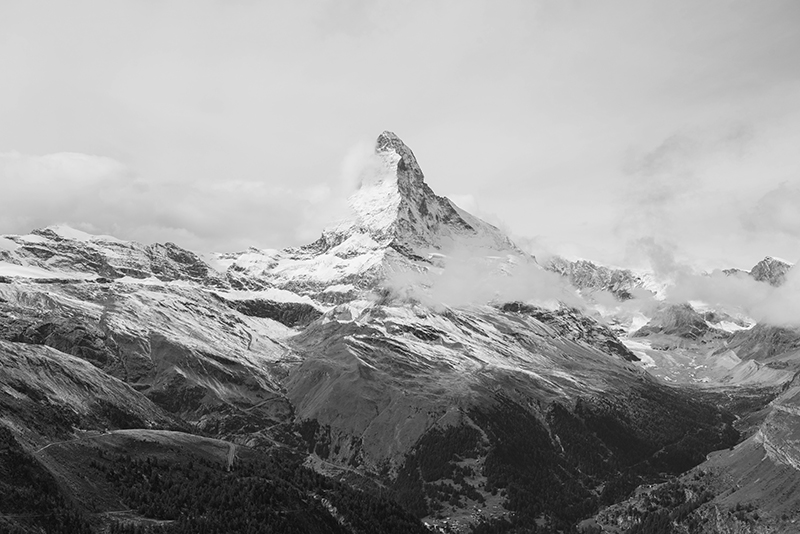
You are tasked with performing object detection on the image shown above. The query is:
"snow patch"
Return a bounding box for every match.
[634,270,671,299]
[324,284,355,293]
[0,237,19,252]
[220,288,318,306]
[0,261,92,280]
[15,233,49,244]
[219,249,281,273]
[688,300,711,313]
[348,149,402,235]
[622,339,656,368]
[765,256,794,266]
[711,320,753,333]
[45,224,125,243]
[115,276,167,285]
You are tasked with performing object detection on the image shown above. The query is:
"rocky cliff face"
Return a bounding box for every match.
[724,256,794,287]
[543,256,644,300]
[749,256,793,286]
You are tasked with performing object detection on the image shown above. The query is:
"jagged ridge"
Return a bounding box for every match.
[219,131,522,302]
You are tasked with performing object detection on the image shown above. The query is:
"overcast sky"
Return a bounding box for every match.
[1,0,799,270]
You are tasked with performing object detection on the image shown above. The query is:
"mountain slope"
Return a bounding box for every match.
[0,340,182,447]
[0,131,787,533]
[246,133,741,530]
[594,328,800,533]
[0,276,298,445]
[0,225,227,286]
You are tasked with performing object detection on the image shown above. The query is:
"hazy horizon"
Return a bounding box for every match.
[1,1,799,271]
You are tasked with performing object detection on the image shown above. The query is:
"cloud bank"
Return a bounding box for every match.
[612,239,800,328]
[0,149,353,253]
[384,241,584,312]
[743,183,800,238]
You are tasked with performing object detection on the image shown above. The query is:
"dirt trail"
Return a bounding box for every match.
[34,431,114,454]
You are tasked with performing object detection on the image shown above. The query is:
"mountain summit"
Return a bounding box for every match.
[375,130,426,189]
[220,131,520,300]
[749,256,793,286]
[342,131,515,258]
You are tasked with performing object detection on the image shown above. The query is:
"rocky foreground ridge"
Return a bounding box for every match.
[0,132,798,533]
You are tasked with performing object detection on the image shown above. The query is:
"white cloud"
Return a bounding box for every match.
[340,141,380,193]
[664,268,800,328]
[613,237,800,327]
[0,151,131,232]
[743,182,800,238]
[0,150,351,253]
[385,242,582,310]
[0,1,799,267]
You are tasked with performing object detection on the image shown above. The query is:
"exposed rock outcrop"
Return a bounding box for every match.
[543,256,643,300]
[749,256,793,287]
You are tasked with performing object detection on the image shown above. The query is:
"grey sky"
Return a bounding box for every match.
[1,0,799,269]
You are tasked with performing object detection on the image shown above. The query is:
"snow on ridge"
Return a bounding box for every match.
[628,313,651,333]
[324,284,355,293]
[44,224,125,243]
[215,249,281,273]
[328,232,382,256]
[115,276,167,286]
[219,288,319,306]
[688,300,711,313]
[764,255,794,266]
[0,261,93,280]
[348,149,403,236]
[632,269,672,299]
[14,233,49,244]
[0,237,19,252]
[711,320,753,333]
[208,132,525,300]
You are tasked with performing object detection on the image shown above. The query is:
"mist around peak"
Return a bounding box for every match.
[328,136,800,330]
[594,238,800,328]
[379,240,582,311]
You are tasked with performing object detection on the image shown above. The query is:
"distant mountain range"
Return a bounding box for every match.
[544,254,794,299]
[0,132,798,533]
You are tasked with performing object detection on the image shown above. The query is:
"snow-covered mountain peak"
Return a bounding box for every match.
[543,255,648,300]
[749,255,793,287]
[375,130,424,186]
[346,140,405,240]
[0,225,227,287]
[34,224,125,243]
[221,132,523,303]
[335,131,516,258]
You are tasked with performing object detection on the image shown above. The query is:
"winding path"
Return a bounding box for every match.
[34,431,114,455]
